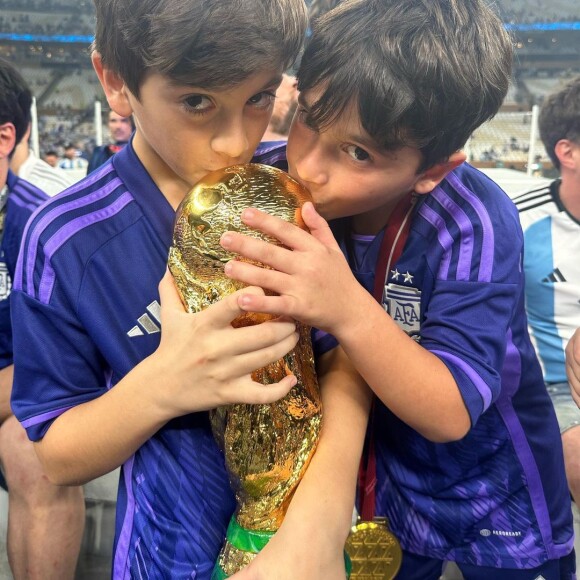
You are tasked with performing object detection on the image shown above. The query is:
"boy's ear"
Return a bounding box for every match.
[91,51,133,118]
[0,122,16,161]
[414,151,467,195]
[554,139,580,172]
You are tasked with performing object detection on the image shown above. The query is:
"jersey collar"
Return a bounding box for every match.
[112,139,175,248]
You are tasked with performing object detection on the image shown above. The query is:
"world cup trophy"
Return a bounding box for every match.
[168,164,322,578]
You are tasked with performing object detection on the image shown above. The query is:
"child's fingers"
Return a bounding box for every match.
[240,207,313,250]
[301,202,341,250]
[207,286,266,325]
[237,374,298,406]
[237,293,293,317]
[566,333,580,408]
[224,260,287,295]
[158,269,185,312]
[226,318,298,356]
[230,326,299,375]
[221,231,293,273]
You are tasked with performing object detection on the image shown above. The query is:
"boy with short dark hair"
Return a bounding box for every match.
[0,57,85,580]
[10,1,368,578]
[220,0,576,577]
[513,75,580,514]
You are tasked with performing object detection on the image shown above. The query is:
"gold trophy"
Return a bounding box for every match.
[168,164,322,579]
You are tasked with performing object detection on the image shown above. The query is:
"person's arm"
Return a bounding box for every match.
[221,204,471,442]
[0,365,14,424]
[232,346,372,579]
[567,328,580,408]
[29,272,299,485]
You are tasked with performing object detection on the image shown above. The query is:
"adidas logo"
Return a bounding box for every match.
[542,268,566,283]
[127,301,161,337]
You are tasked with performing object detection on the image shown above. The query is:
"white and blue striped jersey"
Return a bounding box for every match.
[315,163,573,569]
[513,180,580,384]
[10,141,289,579]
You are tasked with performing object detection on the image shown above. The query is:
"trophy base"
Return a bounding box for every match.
[212,517,273,579]
[212,516,352,579]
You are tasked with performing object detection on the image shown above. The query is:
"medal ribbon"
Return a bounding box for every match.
[359,192,416,522]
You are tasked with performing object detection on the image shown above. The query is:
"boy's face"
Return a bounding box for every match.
[64,147,76,160]
[44,154,58,167]
[108,111,133,143]
[286,89,426,233]
[125,69,283,200]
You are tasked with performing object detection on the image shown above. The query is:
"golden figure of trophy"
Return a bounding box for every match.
[168,164,322,578]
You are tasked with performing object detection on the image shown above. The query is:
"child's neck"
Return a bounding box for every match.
[132,132,191,211]
[163,184,190,211]
[559,176,580,222]
[351,204,396,236]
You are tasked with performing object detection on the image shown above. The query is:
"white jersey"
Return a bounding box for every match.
[514,180,580,383]
[18,151,76,196]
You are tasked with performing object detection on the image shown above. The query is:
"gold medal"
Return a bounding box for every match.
[345,517,402,579]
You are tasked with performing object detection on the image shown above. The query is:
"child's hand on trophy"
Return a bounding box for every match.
[147,270,299,418]
[221,202,367,338]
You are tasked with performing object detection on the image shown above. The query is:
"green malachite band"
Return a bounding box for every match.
[344,551,352,577]
[211,565,228,580]
[212,516,353,579]
[213,553,352,580]
[226,517,275,553]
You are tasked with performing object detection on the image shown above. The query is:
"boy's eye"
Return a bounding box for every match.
[345,145,370,162]
[247,91,276,109]
[183,94,213,112]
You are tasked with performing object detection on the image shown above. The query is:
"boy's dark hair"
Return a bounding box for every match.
[93,0,307,99]
[538,76,580,171]
[308,0,343,22]
[299,0,513,170]
[0,58,32,154]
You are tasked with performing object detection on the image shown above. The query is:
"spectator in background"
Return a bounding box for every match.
[263,73,298,141]
[0,57,84,580]
[87,110,133,174]
[10,124,76,196]
[43,150,60,168]
[513,76,580,508]
[58,143,88,171]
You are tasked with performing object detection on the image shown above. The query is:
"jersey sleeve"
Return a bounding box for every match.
[11,289,109,441]
[10,226,109,441]
[311,327,338,359]
[416,177,526,427]
[420,278,521,425]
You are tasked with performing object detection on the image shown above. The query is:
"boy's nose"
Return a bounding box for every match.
[292,150,328,187]
[211,119,249,160]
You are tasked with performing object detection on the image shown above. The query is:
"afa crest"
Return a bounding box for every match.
[0,260,11,301]
[383,283,421,339]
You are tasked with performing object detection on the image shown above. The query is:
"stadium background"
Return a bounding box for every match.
[0,0,579,578]
[0,0,579,178]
